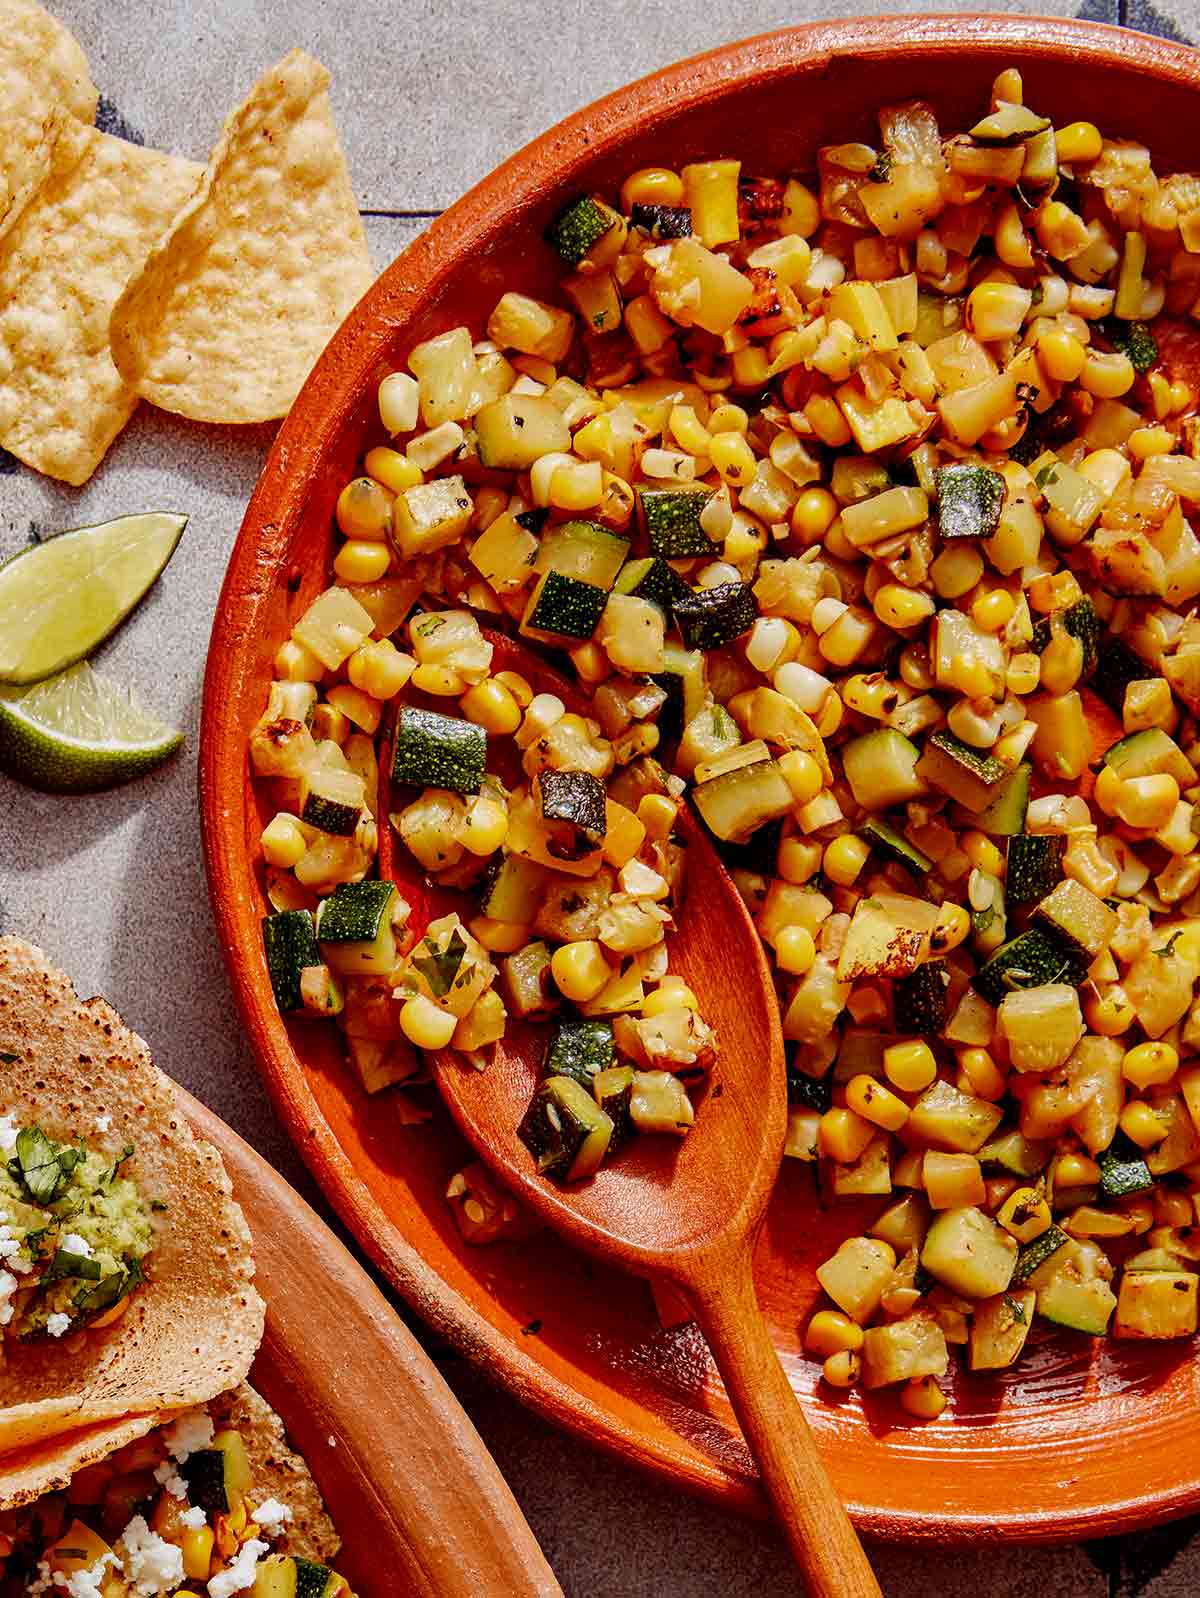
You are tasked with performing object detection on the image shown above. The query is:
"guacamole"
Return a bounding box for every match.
[0,1124,154,1340]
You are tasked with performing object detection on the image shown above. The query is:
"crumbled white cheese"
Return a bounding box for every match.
[251,1498,293,1534]
[0,1268,20,1327]
[60,1232,93,1259]
[180,1505,207,1530]
[46,1311,72,1338]
[64,1553,120,1597]
[0,1226,28,1274]
[26,1559,54,1596]
[163,1408,214,1461]
[95,1114,112,1133]
[153,1459,187,1498]
[115,1515,185,1595]
[207,1538,268,1597]
[0,1115,18,1154]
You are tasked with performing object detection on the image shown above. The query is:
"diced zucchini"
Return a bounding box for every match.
[969,103,1052,143]
[836,891,940,981]
[479,853,548,924]
[316,881,398,977]
[292,587,374,671]
[1097,1133,1154,1199]
[815,1236,896,1325]
[519,1075,614,1181]
[545,1019,615,1087]
[391,706,486,795]
[973,762,1032,836]
[536,519,630,589]
[969,1288,1035,1370]
[1146,1092,1200,1176]
[920,730,1008,810]
[615,556,691,616]
[870,1193,931,1254]
[1104,726,1198,785]
[857,817,932,879]
[670,581,758,653]
[651,643,708,743]
[997,983,1083,1073]
[1115,1271,1198,1339]
[475,394,571,470]
[842,728,926,810]
[639,486,716,558]
[1029,596,1101,677]
[391,477,474,559]
[1028,1239,1116,1335]
[787,1059,833,1113]
[693,758,793,843]
[502,941,558,1019]
[1012,1222,1069,1283]
[923,1206,1017,1298]
[521,570,609,642]
[1093,634,1155,715]
[1005,833,1065,905]
[862,1312,948,1388]
[545,194,619,264]
[935,463,1006,540]
[182,1431,251,1519]
[827,1132,892,1198]
[1125,1248,1189,1273]
[536,769,607,860]
[630,1070,695,1134]
[907,1078,1003,1153]
[933,610,1006,698]
[299,764,366,837]
[592,1065,635,1149]
[1103,317,1159,375]
[469,511,540,595]
[262,910,320,1013]
[630,201,693,238]
[979,1128,1053,1179]
[973,927,1087,1007]
[893,960,948,1033]
[1033,878,1117,959]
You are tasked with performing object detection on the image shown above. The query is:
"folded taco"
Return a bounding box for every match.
[0,938,264,1485]
[1,1381,349,1595]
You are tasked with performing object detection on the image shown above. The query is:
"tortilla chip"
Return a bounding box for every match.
[0,938,264,1458]
[0,121,201,484]
[210,1385,341,1564]
[0,0,98,126]
[109,48,374,424]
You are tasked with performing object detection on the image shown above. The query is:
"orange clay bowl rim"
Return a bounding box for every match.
[202,14,1200,1546]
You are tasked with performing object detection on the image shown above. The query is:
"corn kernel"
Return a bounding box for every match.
[1080,350,1135,398]
[182,1525,216,1582]
[804,394,854,448]
[931,902,970,955]
[1037,328,1086,383]
[971,588,1016,633]
[378,371,420,435]
[461,678,522,736]
[997,1185,1052,1242]
[334,536,393,585]
[805,1310,864,1358]
[621,166,685,211]
[787,485,837,545]
[325,683,382,735]
[1006,652,1041,695]
[348,638,415,701]
[1055,1153,1101,1188]
[900,1376,946,1420]
[643,983,700,1017]
[1123,1040,1180,1089]
[781,178,821,237]
[468,917,530,954]
[823,834,870,887]
[957,1046,1006,1101]
[1154,1191,1194,1228]
[1054,120,1103,164]
[411,662,466,697]
[261,813,306,869]
[883,1040,937,1093]
[461,797,508,857]
[967,280,1032,342]
[778,749,824,806]
[401,994,458,1049]
[874,583,936,629]
[365,445,423,495]
[961,831,1003,876]
[777,836,823,884]
[775,924,816,976]
[709,430,758,487]
[495,669,533,708]
[336,477,393,540]
[1120,1100,1169,1149]
[822,1350,861,1387]
[845,1073,909,1132]
[551,940,612,1003]
[1084,984,1137,1036]
[637,793,679,842]
[1115,772,1180,830]
[274,637,325,683]
[931,544,984,600]
[709,401,749,434]
[1127,426,1175,461]
[814,689,844,738]
[818,1106,875,1163]
[310,702,349,745]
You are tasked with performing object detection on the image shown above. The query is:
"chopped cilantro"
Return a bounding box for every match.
[1004,1295,1027,1324]
[1154,930,1184,960]
[412,928,468,999]
[13,1127,84,1206]
[44,1248,103,1283]
[0,1052,18,1064]
[869,150,893,182]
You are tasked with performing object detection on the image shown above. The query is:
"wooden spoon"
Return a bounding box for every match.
[378,631,881,1597]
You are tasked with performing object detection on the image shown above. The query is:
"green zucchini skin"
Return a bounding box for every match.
[545,1019,616,1086]
[179,1448,235,1518]
[502,941,559,1019]
[927,728,1008,788]
[479,853,547,923]
[787,1058,833,1113]
[545,195,615,264]
[1005,833,1066,904]
[1012,1223,1069,1284]
[315,880,395,943]
[858,817,932,878]
[592,1065,636,1150]
[935,463,1006,540]
[262,910,320,1013]
[536,519,629,588]
[1097,1134,1154,1200]
[639,486,716,558]
[672,581,757,651]
[1102,317,1159,375]
[391,705,486,795]
[522,569,609,641]
[518,1076,612,1180]
[893,961,949,1034]
[294,1557,339,1598]
[973,762,1031,836]
[536,768,608,859]
[973,927,1088,1006]
[615,555,691,614]
[630,202,692,239]
[1092,634,1155,715]
[1029,596,1101,677]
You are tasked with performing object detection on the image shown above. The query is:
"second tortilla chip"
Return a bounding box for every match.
[109,48,375,425]
[0,120,201,485]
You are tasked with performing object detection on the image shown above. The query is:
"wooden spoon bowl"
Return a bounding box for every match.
[378,633,878,1593]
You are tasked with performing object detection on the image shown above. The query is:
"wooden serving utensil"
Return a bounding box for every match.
[379,631,880,1597]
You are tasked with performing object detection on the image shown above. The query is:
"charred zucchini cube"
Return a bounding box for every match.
[536,769,608,860]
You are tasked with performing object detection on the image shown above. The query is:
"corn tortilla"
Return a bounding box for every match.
[0,120,201,485]
[109,48,374,424]
[0,937,264,1457]
[210,1384,340,1564]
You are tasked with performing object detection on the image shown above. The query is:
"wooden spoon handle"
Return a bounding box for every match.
[685,1250,881,1597]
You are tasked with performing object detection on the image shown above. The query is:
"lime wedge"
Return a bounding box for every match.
[0,662,183,793]
[0,511,187,685]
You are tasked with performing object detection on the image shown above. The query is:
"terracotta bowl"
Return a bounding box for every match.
[202,15,1200,1544]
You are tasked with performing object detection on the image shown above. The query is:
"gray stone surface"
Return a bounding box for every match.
[2,3,1199,1594]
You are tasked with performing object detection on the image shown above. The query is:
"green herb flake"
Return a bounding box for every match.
[412,928,468,999]
[1004,1294,1027,1325]
[1154,930,1184,960]
[869,150,894,182]
[44,1248,103,1283]
[14,1127,84,1206]
[0,1052,18,1064]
